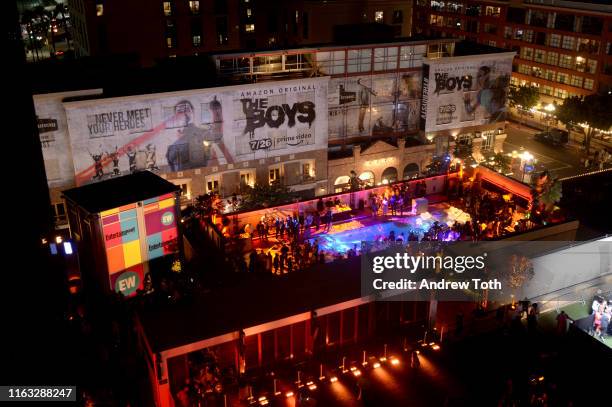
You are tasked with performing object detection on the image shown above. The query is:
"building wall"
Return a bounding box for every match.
[302,0,412,43]
[65,0,344,66]
[154,299,429,407]
[159,148,329,200]
[414,0,612,103]
[328,140,440,191]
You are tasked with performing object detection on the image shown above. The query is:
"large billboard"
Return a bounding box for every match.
[419,53,514,133]
[64,77,329,186]
[327,72,421,141]
[100,193,179,297]
[33,90,103,188]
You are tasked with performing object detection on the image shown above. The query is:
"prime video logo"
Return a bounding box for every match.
[372,253,487,274]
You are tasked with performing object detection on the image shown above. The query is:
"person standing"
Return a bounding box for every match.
[556,311,569,335]
[126,145,138,173]
[248,251,257,273]
[287,257,293,273]
[273,254,279,274]
[527,303,539,334]
[357,78,377,133]
[325,209,333,232]
[265,252,273,273]
[370,196,378,217]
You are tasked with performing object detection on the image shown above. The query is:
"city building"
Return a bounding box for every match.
[133,167,581,407]
[300,0,412,44]
[413,0,612,104]
[65,0,413,66]
[34,37,512,229]
[211,39,512,191]
[67,0,297,65]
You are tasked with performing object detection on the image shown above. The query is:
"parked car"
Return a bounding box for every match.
[534,129,568,146]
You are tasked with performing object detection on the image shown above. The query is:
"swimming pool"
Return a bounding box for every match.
[310,206,468,254]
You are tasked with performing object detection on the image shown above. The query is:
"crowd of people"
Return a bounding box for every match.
[459,182,525,240]
[175,348,232,407]
[368,180,427,217]
[239,237,329,275]
[222,173,536,273]
[582,147,611,171]
[589,296,611,340]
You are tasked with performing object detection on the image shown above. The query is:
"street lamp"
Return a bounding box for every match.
[520,151,534,182]
[544,103,555,133]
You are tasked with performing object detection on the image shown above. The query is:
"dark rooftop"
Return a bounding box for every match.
[138,257,362,353]
[62,171,179,214]
[454,41,513,57]
[211,34,456,57]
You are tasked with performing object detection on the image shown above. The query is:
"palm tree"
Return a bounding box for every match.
[538,179,562,212]
[53,2,71,51]
[21,9,39,61]
[33,5,54,56]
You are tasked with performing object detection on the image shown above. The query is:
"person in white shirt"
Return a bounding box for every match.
[592,298,602,314]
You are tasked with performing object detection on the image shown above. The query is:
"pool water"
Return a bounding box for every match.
[310,206,462,254]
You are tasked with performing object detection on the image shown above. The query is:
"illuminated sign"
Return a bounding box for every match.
[100,192,179,297]
[420,53,514,133]
[111,265,144,297]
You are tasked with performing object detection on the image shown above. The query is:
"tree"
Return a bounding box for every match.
[508,85,539,125]
[194,193,223,219]
[32,5,51,45]
[492,152,511,174]
[507,255,534,290]
[556,93,612,157]
[425,153,451,176]
[348,170,362,191]
[53,2,71,51]
[21,9,40,61]
[239,181,294,211]
[530,170,563,220]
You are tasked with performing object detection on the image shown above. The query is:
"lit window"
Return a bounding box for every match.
[549,34,561,48]
[375,11,384,23]
[192,34,201,47]
[556,72,568,84]
[166,36,174,48]
[583,78,594,90]
[485,6,500,17]
[96,4,103,16]
[246,8,252,17]
[295,10,299,24]
[189,1,199,14]
[558,54,573,69]
[245,23,255,32]
[521,47,533,60]
[562,36,575,50]
[570,75,583,87]
[163,1,172,16]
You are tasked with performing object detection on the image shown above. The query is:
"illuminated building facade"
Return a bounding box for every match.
[413,0,612,104]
